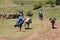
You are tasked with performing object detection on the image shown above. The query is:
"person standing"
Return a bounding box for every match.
[26,9,33,17]
[18,10,24,17]
[14,13,24,31]
[49,18,56,29]
[39,10,43,20]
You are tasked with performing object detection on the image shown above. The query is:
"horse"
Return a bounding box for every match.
[24,16,32,29]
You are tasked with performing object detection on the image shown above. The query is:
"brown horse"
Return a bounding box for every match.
[24,16,32,29]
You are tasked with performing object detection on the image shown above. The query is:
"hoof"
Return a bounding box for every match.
[52,27,57,29]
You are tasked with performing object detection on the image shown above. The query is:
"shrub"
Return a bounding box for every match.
[33,1,42,10]
[45,0,56,7]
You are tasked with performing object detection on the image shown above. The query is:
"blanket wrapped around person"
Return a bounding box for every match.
[14,15,24,31]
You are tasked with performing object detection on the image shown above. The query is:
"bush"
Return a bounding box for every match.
[33,1,42,10]
[45,1,50,4]
[45,0,55,7]
[56,0,60,5]
[45,0,55,4]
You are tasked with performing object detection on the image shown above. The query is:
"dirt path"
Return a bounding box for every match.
[19,18,60,40]
[0,18,60,40]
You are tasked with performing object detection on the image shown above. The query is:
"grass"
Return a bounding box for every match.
[0,18,43,40]
[0,0,56,13]
[0,6,60,39]
[0,0,60,40]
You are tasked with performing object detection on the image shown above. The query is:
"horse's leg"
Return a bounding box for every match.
[27,23,30,29]
[24,23,26,29]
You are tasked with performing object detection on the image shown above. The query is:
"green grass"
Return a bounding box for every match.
[0,6,60,39]
[0,18,44,40]
[0,0,60,40]
[0,0,56,13]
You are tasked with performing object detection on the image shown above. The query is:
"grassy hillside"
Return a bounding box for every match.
[0,0,60,40]
[0,6,60,40]
[0,0,56,13]
[0,0,37,13]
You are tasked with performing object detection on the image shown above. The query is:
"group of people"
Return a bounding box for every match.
[14,9,33,31]
[39,10,56,29]
[14,9,56,31]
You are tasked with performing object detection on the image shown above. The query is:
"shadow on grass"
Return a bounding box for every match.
[22,31,27,32]
[25,28,33,30]
[22,28,33,32]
